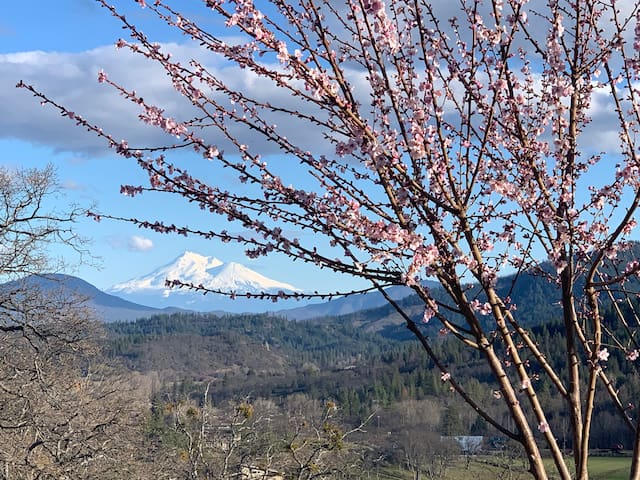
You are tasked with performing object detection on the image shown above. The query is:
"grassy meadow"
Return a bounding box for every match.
[374,454,632,479]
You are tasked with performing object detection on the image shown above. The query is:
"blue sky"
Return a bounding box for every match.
[2,1,638,295]
[0,0,363,293]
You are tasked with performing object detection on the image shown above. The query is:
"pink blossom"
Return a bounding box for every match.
[422,304,437,323]
[205,146,220,159]
[622,220,637,235]
[635,11,640,52]
[276,41,289,64]
[597,348,610,362]
[538,421,549,433]
[363,0,385,15]
[470,299,492,315]
[440,372,451,382]
[624,260,640,276]
[492,390,502,399]
[627,350,639,361]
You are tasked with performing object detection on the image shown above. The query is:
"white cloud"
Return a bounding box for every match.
[2,41,331,159]
[2,6,636,164]
[128,235,154,252]
[3,45,190,156]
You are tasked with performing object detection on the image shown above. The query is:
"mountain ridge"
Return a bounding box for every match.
[11,245,639,324]
[0,273,185,322]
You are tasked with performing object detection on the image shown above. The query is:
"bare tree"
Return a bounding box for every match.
[281,397,368,479]
[0,166,140,479]
[144,392,365,480]
[0,165,85,280]
[373,400,455,480]
[20,1,640,478]
[0,294,139,479]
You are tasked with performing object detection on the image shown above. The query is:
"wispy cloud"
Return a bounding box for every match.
[128,235,154,252]
[61,179,86,191]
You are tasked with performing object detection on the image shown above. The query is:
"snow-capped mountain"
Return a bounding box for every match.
[110,251,225,296]
[107,251,302,312]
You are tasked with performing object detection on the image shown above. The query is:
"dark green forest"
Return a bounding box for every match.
[104,301,640,452]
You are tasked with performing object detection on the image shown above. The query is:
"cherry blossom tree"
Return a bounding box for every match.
[19,0,640,478]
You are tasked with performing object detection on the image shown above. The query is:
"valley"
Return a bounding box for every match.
[3,250,640,478]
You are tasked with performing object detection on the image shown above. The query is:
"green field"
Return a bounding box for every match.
[375,455,632,480]
[565,456,631,480]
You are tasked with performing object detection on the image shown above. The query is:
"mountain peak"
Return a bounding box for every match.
[175,251,223,269]
[180,250,219,262]
[107,252,301,302]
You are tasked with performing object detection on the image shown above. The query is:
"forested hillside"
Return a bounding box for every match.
[41,249,639,478]
[105,307,640,451]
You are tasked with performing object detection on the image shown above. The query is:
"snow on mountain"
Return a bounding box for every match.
[107,252,301,311]
[203,261,300,293]
[110,251,223,296]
